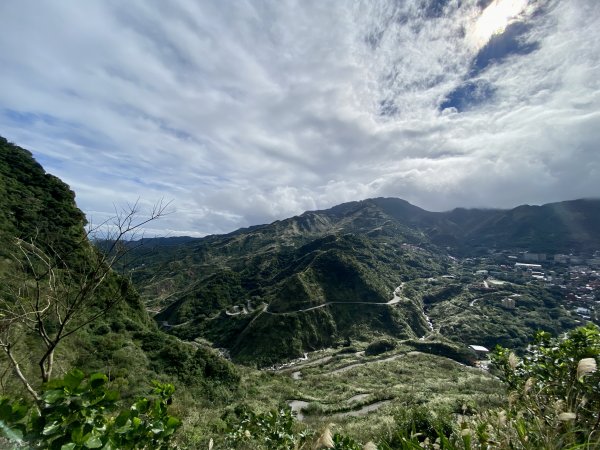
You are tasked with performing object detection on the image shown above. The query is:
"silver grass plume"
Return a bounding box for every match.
[314,424,335,449]
[577,358,597,381]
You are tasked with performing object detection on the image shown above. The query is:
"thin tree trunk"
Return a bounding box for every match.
[3,345,40,402]
[39,346,55,383]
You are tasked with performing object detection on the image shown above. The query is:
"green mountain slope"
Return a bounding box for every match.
[0,136,86,258]
[368,197,600,254]
[151,232,442,365]
[0,137,239,399]
[129,196,597,365]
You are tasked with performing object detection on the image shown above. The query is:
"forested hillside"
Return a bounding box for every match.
[2,137,600,449]
[127,197,589,366]
[0,137,241,448]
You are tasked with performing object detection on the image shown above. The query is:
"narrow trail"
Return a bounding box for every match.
[325,351,412,376]
[289,398,392,422]
[276,355,334,373]
[331,400,392,419]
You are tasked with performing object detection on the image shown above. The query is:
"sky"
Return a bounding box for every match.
[1,0,599,237]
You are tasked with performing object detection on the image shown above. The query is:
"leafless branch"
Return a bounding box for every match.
[1,200,170,398]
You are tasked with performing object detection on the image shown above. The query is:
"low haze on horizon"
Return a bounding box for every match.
[1,0,599,236]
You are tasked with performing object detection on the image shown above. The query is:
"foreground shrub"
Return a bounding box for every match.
[489,323,600,448]
[0,369,180,449]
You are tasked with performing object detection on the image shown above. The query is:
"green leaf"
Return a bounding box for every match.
[132,417,142,429]
[100,441,116,450]
[71,425,85,444]
[61,443,77,450]
[103,390,119,403]
[84,434,103,448]
[166,416,181,429]
[11,403,28,421]
[44,389,65,404]
[114,411,130,427]
[133,398,149,414]
[63,369,85,391]
[1,424,23,443]
[89,374,108,389]
[43,421,61,436]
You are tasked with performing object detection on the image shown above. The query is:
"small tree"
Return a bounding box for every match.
[0,200,170,402]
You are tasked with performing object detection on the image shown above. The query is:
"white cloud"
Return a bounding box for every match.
[0,0,599,235]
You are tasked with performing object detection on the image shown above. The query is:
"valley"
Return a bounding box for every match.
[1,136,599,448]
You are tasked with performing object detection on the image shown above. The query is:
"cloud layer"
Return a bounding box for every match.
[1,0,599,236]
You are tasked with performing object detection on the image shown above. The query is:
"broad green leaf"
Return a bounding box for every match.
[70,425,85,444]
[84,434,103,448]
[89,374,108,389]
[114,411,130,427]
[42,421,61,436]
[44,389,65,404]
[63,369,85,391]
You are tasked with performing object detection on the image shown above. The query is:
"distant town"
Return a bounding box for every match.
[459,250,600,324]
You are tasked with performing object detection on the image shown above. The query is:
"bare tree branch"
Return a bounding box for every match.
[0,200,170,399]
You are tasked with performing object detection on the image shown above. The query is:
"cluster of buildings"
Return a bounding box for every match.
[467,250,600,323]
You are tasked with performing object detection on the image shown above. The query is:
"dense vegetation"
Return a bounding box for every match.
[1,136,599,448]
[125,195,590,366]
[142,226,445,365]
[0,136,86,258]
[0,137,241,447]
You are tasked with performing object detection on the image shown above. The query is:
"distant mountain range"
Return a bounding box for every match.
[291,197,600,255]
[128,197,598,365]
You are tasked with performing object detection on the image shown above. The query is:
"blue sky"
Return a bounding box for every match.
[1,0,599,236]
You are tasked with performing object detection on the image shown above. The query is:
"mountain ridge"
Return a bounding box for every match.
[127,196,597,365]
[140,196,600,256]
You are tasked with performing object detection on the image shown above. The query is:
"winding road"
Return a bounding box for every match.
[264,283,405,315]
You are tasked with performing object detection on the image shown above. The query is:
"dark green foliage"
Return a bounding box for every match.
[422,284,463,305]
[0,369,180,449]
[331,433,363,450]
[422,279,579,351]
[492,324,600,438]
[384,406,455,448]
[134,226,444,363]
[133,331,240,386]
[0,136,86,259]
[225,407,310,449]
[365,338,397,356]
[406,340,477,365]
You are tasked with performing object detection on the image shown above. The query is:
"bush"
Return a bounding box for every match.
[490,323,600,447]
[365,338,397,356]
[0,369,180,449]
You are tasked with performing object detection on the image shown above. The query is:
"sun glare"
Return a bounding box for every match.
[470,0,528,49]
